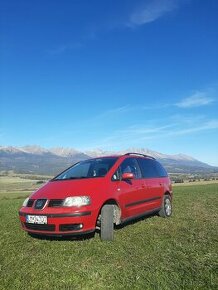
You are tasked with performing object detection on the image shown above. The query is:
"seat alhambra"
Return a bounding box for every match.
[19,153,173,240]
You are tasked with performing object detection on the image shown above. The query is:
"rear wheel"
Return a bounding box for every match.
[158,195,172,218]
[100,204,114,241]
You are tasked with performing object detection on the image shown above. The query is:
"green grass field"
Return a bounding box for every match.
[0,179,217,290]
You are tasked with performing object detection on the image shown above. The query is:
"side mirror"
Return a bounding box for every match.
[122,172,134,180]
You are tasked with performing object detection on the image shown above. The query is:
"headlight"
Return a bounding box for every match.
[22,197,29,207]
[63,196,91,207]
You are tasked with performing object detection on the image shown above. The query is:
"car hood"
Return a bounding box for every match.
[30,178,107,199]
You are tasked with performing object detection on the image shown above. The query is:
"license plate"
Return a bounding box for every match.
[26,215,47,224]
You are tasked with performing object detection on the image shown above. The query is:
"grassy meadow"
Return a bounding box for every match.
[0,175,217,290]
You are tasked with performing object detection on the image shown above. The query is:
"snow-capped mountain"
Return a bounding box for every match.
[0,145,217,175]
[86,148,197,162]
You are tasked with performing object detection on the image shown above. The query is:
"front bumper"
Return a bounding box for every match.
[19,209,96,236]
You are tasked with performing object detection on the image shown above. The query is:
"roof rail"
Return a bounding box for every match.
[124,152,156,160]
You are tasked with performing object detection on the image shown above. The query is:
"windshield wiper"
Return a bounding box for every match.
[52,176,86,181]
[53,176,104,181]
[68,176,88,179]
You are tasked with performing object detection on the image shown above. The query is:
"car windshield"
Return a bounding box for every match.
[53,157,118,180]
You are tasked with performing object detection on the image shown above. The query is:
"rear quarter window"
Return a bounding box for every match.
[154,161,168,177]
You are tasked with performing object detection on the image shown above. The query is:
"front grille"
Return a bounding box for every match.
[26,199,64,208]
[48,199,63,207]
[34,199,47,210]
[59,224,83,232]
[26,199,34,207]
[24,223,55,231]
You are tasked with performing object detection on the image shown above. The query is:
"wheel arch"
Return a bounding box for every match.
[97,199,122,225]
[164,190,172,198]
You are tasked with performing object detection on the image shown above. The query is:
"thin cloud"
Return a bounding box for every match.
[47,27,97,56]
[47,42,83,55]
[176,91,215,108]
[62,105,132,133]
[128,0,178,27]
[104,105,131,115]
[167,120,218,136]
[119,124,176,135]
[84,123,178,149]
[93,105,131,120]
[83,118,218,150]
[47,1,179,55]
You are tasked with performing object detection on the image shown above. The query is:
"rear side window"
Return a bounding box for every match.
[137,158,168,178]
[137,159,157,178]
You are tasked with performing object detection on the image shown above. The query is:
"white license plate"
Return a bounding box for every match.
[26,215,47,224]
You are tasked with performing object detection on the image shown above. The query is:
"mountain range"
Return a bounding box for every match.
[0,145,217,175]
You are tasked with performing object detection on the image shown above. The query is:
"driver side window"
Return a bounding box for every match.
[112,158,142,180]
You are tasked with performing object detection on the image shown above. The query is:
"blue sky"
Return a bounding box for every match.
[0,0,218,165]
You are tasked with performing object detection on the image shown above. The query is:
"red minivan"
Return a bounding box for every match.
[19,153,173,240]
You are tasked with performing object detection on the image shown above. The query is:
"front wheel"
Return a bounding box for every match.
[158,195,172,218]
[100,204,114,241]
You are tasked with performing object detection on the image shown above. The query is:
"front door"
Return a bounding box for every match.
[111,158,147,219]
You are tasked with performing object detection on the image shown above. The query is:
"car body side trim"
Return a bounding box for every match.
[121,207,161,224]
[125,196,161,208]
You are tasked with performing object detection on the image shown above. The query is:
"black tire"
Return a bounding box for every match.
[100,204,114,241]
[158,195,172,218]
